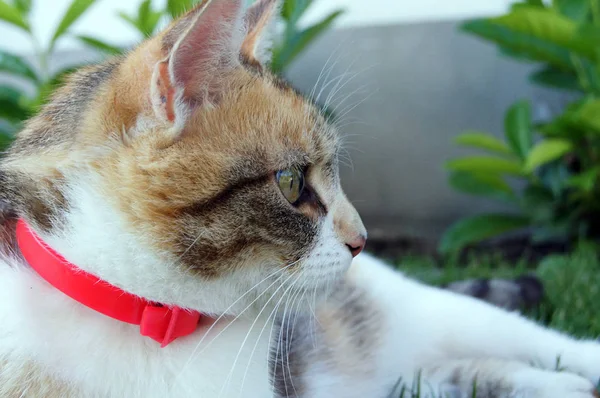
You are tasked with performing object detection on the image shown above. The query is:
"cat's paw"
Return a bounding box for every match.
[553,340,600,384]
[513,368,598,398]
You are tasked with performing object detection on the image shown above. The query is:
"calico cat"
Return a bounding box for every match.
[0,0,599,397]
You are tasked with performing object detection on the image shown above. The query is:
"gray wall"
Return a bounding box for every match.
[285,20,571,245]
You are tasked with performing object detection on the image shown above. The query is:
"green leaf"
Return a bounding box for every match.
[138,0,150,24]
[0,85,29,122]
[12,0,31,15]
[573,99,600,131]
[505,100,533,159]
[529,66,581,91]
[0,0,29,31]
[454,131,513,155]
[462,18,572,70]
[439,214,530,253]
[553,0,589,21]
[77,35,123,55]
[526,0,544,6]
[449,171,516,202]
[566,166,600,193]
[271,9,342,73]
[446,156,525,176]
[118,11,143,33]
[0,125,16,151]
[521,185,557,224]
[134,0,162,36]
[289,0,313,25]
[143,11,162,37]
[539,162,572,196]
[490,8,596,60]
[538,99,588,138]
[524,139,573,172]
[167,0,194,19]
[0,50,38,81]
[50,0,97,50]
[281,0,296,21]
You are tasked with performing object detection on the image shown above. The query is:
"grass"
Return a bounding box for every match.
[399,242,600,338]
[389,242,600,397]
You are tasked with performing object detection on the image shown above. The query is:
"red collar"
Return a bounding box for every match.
[16,219,201,347]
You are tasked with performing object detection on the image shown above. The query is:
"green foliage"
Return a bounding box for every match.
[118,0,163,38]
[0,0,29,31]
[50,0,97,50]
[442,0,600,253]
[449,172,516,202]
[76,35,122,55]
[0,0,99,151]
[271,4,344,74]
[536,243,600,336]
[453,131,512,155]
[166,0,191,19]
[401,243,600,338]
[446,156,525,176]
[524,139,573,171]
[439,214,530,254]
[0,50,38,81]
[505,100,533,159]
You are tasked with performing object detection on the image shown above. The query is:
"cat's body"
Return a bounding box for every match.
[1,0,600,397]
[2,245,600,398]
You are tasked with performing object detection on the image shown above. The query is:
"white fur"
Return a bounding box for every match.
[3,246,600,397]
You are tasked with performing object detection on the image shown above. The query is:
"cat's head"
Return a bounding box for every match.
[0,0,366,315]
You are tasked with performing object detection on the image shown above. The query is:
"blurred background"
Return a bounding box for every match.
[2,0,600,336]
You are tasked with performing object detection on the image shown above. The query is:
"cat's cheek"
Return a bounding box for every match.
[298,217,353,293]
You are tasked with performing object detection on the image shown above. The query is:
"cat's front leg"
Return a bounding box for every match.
[416,358,598,398]
[405,284,600,383]
[351,254,600,384]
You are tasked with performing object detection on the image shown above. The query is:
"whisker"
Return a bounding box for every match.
[286,277,311,397]
[315,63,357,108]
[279,273,306,397]
[175,260,300,381]
[237,278,293,397]
[322,67,363,113]
[271,271,305,396]
[219,269,300,397]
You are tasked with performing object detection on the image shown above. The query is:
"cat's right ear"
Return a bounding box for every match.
[150,0,244,130]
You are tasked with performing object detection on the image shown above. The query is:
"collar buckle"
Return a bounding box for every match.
[140,304,201,347]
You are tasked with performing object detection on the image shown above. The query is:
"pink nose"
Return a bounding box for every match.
[345,234,367,258]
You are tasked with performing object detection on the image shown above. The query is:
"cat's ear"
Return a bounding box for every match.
[151,0,244,127]
[241,0,280,65]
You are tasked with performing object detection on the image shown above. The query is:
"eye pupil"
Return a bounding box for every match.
[276,168,305,204]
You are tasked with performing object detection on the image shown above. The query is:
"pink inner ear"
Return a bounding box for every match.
[157,61,176,122]
[169,0,243,103]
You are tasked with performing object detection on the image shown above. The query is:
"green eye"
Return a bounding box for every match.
[276,168,305,204]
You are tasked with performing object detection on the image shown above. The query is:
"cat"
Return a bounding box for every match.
[0,0,599,397]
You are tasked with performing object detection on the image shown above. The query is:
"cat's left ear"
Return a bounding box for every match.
[150,0,280,129]
[241,0,280,65]
[151,0,244,128]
